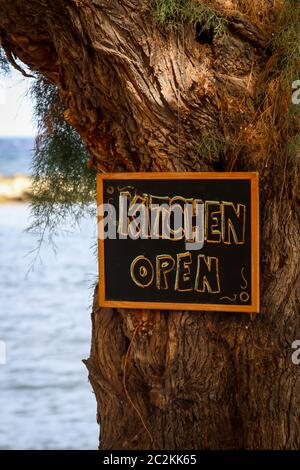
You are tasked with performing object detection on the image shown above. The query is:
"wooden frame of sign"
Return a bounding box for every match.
[97,172,260,313]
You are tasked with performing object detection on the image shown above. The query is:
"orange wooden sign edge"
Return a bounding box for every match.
[97,172,260,313]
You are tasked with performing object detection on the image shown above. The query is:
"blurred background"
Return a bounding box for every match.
[0,70,99,449]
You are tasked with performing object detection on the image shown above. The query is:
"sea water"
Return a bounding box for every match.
[0,138,99,449]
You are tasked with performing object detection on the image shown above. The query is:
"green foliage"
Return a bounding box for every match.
[267,0,300,92]
[267,0,300,144]
[29,77,96,241]
[195,130,224,162]
[0,52,96,243]
[152,0,227,37]
[194,129,234,170]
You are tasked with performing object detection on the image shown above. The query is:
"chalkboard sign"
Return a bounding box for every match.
[97,172,259,313]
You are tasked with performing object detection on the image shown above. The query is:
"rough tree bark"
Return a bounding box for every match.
[1,0,299,450]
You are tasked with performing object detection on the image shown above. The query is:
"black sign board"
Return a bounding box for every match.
[97,173,259,313]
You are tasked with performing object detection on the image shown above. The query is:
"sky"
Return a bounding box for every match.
[0,69,36,138]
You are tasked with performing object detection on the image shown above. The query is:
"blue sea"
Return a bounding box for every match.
[0,138,99,449]
[0,137,33,175]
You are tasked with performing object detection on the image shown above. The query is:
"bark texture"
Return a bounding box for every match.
[1,0,299,449]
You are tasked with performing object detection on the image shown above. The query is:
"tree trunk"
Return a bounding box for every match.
[1,0,299,450]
